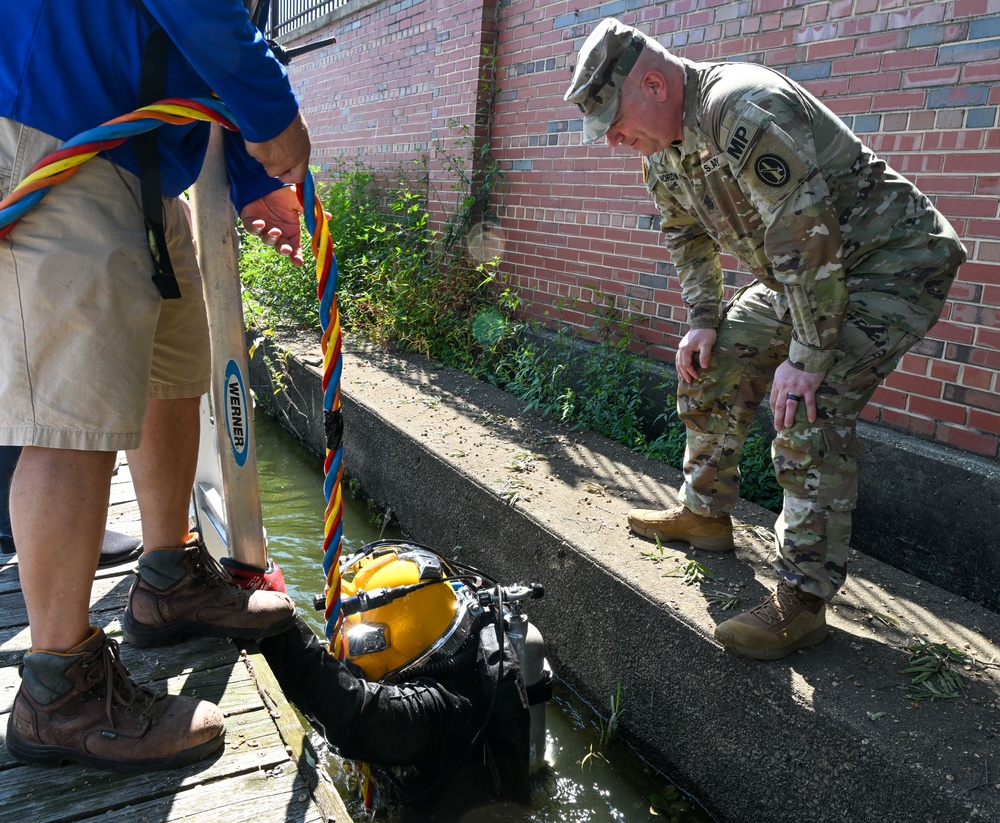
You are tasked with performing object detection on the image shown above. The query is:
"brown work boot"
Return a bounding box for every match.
[714,582,828,660]
[6,627,224,771]
[627,505,735,552]
[123,537,296,647]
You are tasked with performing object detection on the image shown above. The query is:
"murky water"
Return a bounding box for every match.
[254,412,716,823]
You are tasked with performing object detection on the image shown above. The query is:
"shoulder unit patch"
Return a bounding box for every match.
[754,153,790,187]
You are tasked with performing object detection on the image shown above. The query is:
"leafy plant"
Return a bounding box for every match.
[599,680,624,747]
[665,559,724,587]
[579,742,609,771]
[703,589,740,611]
[899,638,972,700]
[737,426,783,511]
[238,211,317,330]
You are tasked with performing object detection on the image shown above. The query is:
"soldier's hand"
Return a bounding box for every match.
[770,360,824,430]
[676,328,717,383]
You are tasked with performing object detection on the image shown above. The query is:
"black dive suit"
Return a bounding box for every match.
[258,615,530,813]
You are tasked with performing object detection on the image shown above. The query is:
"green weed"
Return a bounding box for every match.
[899,638,972,701]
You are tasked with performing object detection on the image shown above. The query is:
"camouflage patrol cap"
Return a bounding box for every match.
[564,18,646,145]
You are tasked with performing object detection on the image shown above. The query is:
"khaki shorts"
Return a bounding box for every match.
[0,119,210,451]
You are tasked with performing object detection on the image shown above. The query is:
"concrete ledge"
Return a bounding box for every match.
[249,329,1000,823]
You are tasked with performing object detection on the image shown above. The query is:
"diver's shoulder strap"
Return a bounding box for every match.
[131,0,181,299]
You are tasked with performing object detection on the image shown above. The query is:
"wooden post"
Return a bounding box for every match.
[189,125,267,568]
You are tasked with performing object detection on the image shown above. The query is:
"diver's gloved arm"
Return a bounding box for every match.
[257,615,368,744]
[258,616,477,766]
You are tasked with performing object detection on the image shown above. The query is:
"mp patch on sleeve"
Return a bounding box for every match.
[721,101,772,173]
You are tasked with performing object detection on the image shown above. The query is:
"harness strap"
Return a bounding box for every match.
[133,9,181,299]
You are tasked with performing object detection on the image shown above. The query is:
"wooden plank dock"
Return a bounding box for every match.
[0,458,352,823]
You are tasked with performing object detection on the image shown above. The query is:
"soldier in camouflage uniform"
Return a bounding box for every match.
[564,18,965,660]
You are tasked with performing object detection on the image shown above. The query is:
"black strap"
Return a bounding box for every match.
[134,22,181,299]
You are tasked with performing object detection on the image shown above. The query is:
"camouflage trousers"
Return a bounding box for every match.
[678,275,955,600]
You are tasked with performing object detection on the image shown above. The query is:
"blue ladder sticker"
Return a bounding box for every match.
[224,359,250,467]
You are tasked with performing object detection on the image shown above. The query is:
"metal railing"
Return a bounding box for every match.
[268,0,349,37]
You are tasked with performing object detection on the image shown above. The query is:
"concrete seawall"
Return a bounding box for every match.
[249,329,1000,823]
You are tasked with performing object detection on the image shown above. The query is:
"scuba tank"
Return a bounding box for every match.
[324,539,552,810]
[478,582,552,772]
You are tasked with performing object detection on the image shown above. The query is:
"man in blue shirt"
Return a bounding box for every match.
[2,0,311,771]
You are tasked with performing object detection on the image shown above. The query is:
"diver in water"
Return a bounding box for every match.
[253,541,535,817]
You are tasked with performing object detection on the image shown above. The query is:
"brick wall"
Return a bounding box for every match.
[281,0,1000,459]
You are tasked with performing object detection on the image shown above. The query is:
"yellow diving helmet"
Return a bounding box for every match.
[338,542,479,682]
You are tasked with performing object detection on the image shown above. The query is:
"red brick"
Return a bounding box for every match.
[962,61,1000,83]
[981,240,1000,263]
[962,366,997,391]
[924,320,977,344]
[839,14,887,37]
[868,132,922,153]
[909,395,969,425]
[870,385,908,408]
[804,77,851,98]
[977,326,1000,350]
[969,409,1000,437]
[968,219,1000,239]
[883,48,939,70]
[899,352,930,375]
[944,384,1000,413]
[871,90,927,111]
[951,302,1000,326]
[936,195,1000,218]
[953,0,994,17]
[894,6,951,30]
[929,360,960,382]
[913,174,976,193]
[950,340,1000,375]
[801,3,827,23]
[856,30,910,54]
[909,110,937,130]
[901,65,963,89]
[806,38,856,60]
[944,152,997,174]
[881,408,937,437]
[824,96,873,115]
[849,71,902,93]
[883,371,944,397]
[891,155,944,175]
[831,54,881,75]
[934,422,1000,457]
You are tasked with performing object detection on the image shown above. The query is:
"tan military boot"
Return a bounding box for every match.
[6,627,225,771]
[627,505,734,552]
[124,537,296,647]
[714,582,827,660]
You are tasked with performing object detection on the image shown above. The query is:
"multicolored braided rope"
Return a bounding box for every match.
[0,97,348,660]
[300,172,348,660]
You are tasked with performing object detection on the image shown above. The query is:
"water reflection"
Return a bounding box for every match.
[253,412,715,823]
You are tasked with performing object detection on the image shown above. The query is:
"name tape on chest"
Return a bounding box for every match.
[701,152,727,177]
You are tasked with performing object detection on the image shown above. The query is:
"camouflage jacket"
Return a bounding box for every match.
[643,58,966,372]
